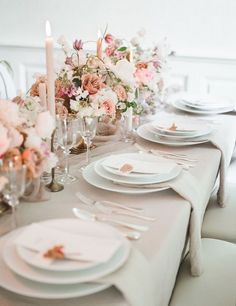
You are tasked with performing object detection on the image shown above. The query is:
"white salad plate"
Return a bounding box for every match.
[3,219,130,284]
[83,161,169,194]
[150,116,213,137]
[137,123,209,146]
[172,99,234,115]
[94,154,181,184]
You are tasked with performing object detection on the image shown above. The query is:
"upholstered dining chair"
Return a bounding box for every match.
[0,61,16,99]
[201,151,236,244]
[169,238,236,306]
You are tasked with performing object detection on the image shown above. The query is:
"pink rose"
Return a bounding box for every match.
[114,85,128,101]
[104,33,114,44]
[135,68,154,85]
[0,123,10,156]
[101,99,116,115]
[105,46,115,57]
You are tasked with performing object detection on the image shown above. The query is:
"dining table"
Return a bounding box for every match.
[0,109,236,306]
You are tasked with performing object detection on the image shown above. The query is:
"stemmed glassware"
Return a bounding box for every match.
[0,162,26,228]
[77,116,98,166]
[56,117,78,184]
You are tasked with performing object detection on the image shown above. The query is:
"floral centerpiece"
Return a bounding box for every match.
[0,97,56,192]
[54,36,138,124]
[104,30,170,115]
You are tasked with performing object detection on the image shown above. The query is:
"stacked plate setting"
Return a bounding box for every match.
[171,94,235,115]
[137,116,214,146]
[0,219,130,299]
[82,152,182,194]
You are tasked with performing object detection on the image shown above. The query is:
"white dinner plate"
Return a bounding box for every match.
[172,99,234,115]
[3,219,130,284]
[149,124,213,140]
[137,123,209,146]
[15,219,129,273]
[83,161,169,194]
[181,94,234,110]
[94,155,181,185]
[0,230,111,299]
[150,115,213,136]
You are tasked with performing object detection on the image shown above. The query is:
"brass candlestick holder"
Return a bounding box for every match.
[46,130,64,192]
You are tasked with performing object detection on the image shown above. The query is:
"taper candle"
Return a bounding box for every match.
[45,20,55,118]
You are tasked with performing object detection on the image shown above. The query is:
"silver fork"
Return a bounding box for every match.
[76,192,144,213]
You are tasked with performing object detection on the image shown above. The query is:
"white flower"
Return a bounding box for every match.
[0,176,8,192]
[70,100,80,112]
[92,88,118,105]
[75,87,89,100]
[24,128,42,150]
[35,111,55,139]
[109,59,136,87]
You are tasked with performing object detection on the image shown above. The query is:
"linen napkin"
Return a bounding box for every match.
[98,247,156,306]
[207,116,236,207]
[15,223,122,263]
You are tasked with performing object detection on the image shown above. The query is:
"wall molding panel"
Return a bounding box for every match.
[1,44,236,99]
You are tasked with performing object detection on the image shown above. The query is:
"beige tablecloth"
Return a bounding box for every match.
[0,113,236,306]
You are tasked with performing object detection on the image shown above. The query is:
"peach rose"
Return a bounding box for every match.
[114,85,128,101]
[81,74,105,95]
[136,62,148,69]
[101,99,116,116]
[22,148,44,179]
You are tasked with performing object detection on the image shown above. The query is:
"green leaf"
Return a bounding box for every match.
[117,46,127,52]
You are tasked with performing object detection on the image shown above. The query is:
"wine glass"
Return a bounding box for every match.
[77,116,98,166]
[56,117,78,184]
[0,162,26,228]
[120,108,133,143]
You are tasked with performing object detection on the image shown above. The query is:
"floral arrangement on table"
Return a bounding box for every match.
[51,35,138,122]
[0,97,57,192]
[104,29,171,115]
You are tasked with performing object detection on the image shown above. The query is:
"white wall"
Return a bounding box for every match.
[0,0,236,99]
[1,0,236,58]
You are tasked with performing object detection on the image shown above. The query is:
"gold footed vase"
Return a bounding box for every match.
[70,139,96,155]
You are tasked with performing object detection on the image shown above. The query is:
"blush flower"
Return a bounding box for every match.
[22,147,44,179]
[101,99,116,116]
[114,85,128,101]
[81,74,105,95]
[104,33,114,44]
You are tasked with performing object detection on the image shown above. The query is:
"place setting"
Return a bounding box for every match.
[0,218,131,299]
[81,152,182,194]
[170,93,235,115]
[137,114,215,146]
